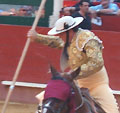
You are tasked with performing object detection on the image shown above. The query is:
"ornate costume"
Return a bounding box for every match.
[68,29,104,78]
[35,29,119,113]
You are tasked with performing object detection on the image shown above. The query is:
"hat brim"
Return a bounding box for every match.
[48,17,84,35]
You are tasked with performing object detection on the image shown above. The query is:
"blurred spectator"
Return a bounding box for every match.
[89,0,119,14]
[72,0,92,30]
[73,0,94,8]
[9,8,16,14]
[73,0,83,9]
[60,7,77,16]
[0,5,36,17]
[0,9,15,16]
[114,0,120,2]
[60,0,94,17]
[91,0,101,2]
[15,6,33,16]
[0,9,3,13]
[34,8,45,18]
[117,9,120,15]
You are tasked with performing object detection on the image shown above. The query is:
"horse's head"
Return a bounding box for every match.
[41,65,80,113]
[39,66,106,113]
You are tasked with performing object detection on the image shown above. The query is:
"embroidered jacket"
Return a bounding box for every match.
[68,29,104,78]
[35,29,104,78]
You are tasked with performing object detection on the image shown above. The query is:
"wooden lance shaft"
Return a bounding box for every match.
[1,0,47,113]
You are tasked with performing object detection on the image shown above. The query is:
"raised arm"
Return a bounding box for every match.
[27,29,64,49]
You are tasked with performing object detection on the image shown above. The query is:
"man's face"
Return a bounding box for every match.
[80,2,89,13]
[18,8,27,16]
[101,0,109,9]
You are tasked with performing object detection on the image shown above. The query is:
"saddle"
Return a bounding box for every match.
[80,88,106,113]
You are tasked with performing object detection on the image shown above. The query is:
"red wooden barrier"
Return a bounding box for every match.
[0,25,120,104]
[92,15,120,32]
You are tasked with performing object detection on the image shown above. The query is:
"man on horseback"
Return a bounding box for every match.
[28,16,119,113]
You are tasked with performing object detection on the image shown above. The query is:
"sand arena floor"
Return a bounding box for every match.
[0,101,38,113]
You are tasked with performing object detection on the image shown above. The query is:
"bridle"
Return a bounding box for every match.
[42,97,70,113]
[41,77,72,113]
[41,76,84,113]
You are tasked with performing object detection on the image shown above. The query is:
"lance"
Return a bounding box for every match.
[1,0,47,113]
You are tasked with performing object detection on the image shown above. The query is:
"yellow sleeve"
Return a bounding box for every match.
[79,39,104,78]
[35,33,64,49]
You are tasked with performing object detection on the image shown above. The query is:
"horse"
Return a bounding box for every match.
[37,65,106,113]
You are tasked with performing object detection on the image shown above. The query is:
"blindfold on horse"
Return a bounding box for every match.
[37,65,106,113]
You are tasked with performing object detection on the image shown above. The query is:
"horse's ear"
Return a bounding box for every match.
[50,65,59,77]
[70,67,81,80]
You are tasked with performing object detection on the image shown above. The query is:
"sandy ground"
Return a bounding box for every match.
[0,101,38,113]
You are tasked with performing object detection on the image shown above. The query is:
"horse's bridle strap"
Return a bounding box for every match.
[75,97,84,111]
[75,84,84,111]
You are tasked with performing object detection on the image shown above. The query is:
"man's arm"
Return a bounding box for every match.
[97,9,115,14]
[27,29,64,49]
[78,39,104,78]
[89,3,119,15]
[35,33,64,49]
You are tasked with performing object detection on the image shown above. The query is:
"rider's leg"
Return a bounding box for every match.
[77,66,119,113]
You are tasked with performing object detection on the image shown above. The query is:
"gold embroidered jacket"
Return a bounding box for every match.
[35,29,104,78]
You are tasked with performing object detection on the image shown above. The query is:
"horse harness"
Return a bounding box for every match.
[37,77,73,113]
[42,97,70,113]
[38,77,84,113]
